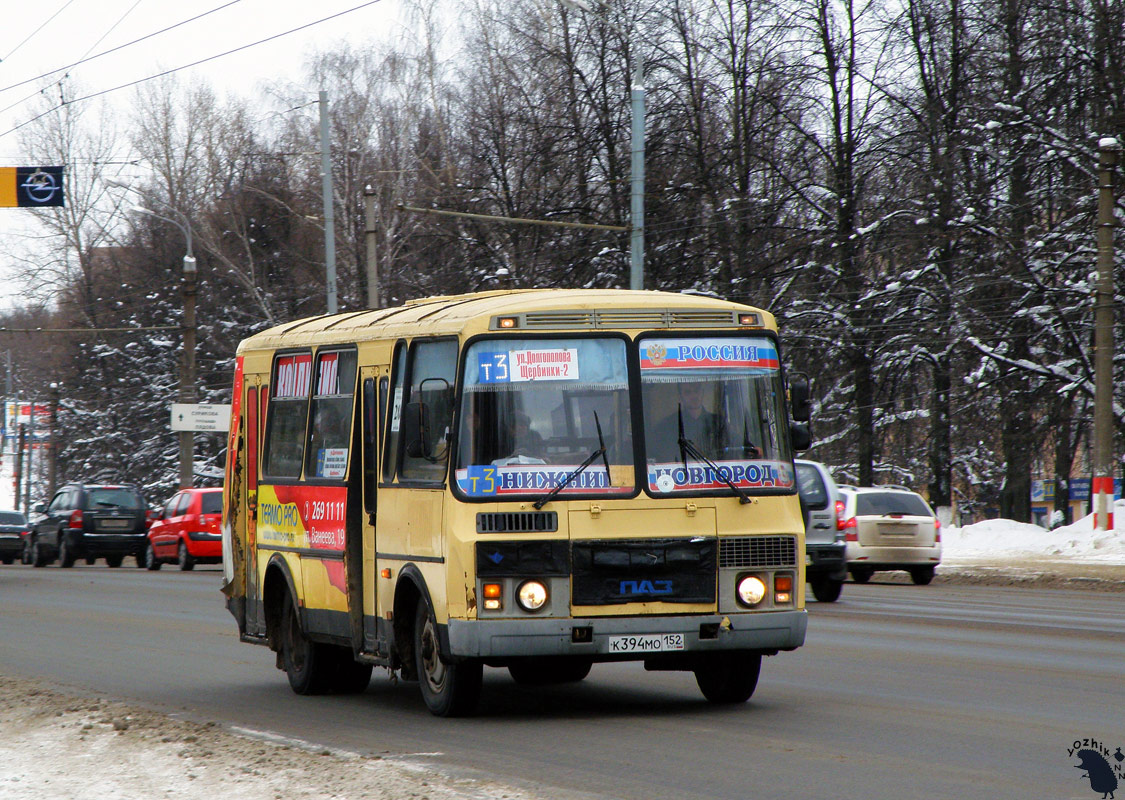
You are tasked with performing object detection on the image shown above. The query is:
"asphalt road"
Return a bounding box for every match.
[0,564,1120,800]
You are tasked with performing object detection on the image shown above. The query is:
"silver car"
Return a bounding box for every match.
[795,460,847,602]
[838,486,942,585]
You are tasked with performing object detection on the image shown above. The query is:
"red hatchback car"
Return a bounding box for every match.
[145,488,223,571]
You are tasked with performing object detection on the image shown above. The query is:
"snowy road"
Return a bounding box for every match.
[0,563,1121,799]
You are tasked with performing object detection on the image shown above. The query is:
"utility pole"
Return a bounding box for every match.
[15,424,25,514]
[1093,137,1119,531]
[47,382,59,499]
[629,60,645,291]
[25,397,34,513]
[2,351,9,505]
[181,254,197,489]
[319,90,338,314]
[364,185,380,309]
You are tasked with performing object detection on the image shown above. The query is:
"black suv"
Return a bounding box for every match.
[30,484,150,568]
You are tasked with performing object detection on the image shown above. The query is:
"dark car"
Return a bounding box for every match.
[145,487,223,571]
[30,484,151,568]
[0,510,30,565]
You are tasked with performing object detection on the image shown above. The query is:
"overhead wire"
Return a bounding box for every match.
[1,0,80,64]
[73,0,148,64]
[0,0,386,141]
[0,1,242,97]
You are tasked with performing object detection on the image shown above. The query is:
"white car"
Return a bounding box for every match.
[838,485,941,585]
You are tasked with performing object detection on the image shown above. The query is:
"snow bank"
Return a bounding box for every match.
[943,500,1125,564]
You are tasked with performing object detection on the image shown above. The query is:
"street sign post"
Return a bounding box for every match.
[170,403,231,432]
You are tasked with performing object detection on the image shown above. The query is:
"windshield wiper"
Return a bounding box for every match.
[533,412,611,509]
[676,405,751,505]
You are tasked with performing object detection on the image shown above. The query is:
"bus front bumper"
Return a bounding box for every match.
[446,609,807,660]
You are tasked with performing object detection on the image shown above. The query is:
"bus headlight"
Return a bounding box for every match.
[516,580,549,612]
[736,575,767,606]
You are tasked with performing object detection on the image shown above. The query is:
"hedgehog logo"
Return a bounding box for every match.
[1075,749,1119,799]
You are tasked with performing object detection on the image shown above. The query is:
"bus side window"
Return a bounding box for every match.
[305,350,357,480]
[363,377,378,513]
[263,352,312,478]
[400,339,458,482]
[383,342,406,483]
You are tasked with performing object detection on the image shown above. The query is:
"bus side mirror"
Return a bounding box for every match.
[789,374,811,422]
[403,401,432,459]
[790,422,811,452]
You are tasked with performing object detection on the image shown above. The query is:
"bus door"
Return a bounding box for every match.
[244,379,265,636]
[358,369,382,655]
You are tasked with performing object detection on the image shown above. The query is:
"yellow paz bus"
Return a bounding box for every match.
[221,289,812,716]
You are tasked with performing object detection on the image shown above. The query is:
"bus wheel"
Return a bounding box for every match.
[280,594,332,695]
[508,657,593,685]
[414,602,481,717]
[694,652,762,704]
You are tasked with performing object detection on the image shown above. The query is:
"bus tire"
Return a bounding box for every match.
[280,593,333,695]
[414,601,481,717]
[508,657,593,685]
[694,652,762,704]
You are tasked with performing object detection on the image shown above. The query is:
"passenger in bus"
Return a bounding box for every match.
[653,382,756,461]
[313,405,349,451]
[510,411,544,457]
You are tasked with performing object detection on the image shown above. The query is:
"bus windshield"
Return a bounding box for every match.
[640,336,794,496]
[454,337,635,499]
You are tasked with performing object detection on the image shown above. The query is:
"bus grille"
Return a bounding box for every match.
[509,309,750,330]
[571,537,716,604]
[476,511,558,534]
[719,536,797,568]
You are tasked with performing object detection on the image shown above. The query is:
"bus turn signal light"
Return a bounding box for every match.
[774,574,793,604]
[483,583,503,610]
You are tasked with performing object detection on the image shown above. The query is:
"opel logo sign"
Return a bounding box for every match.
[21,169,62,204]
